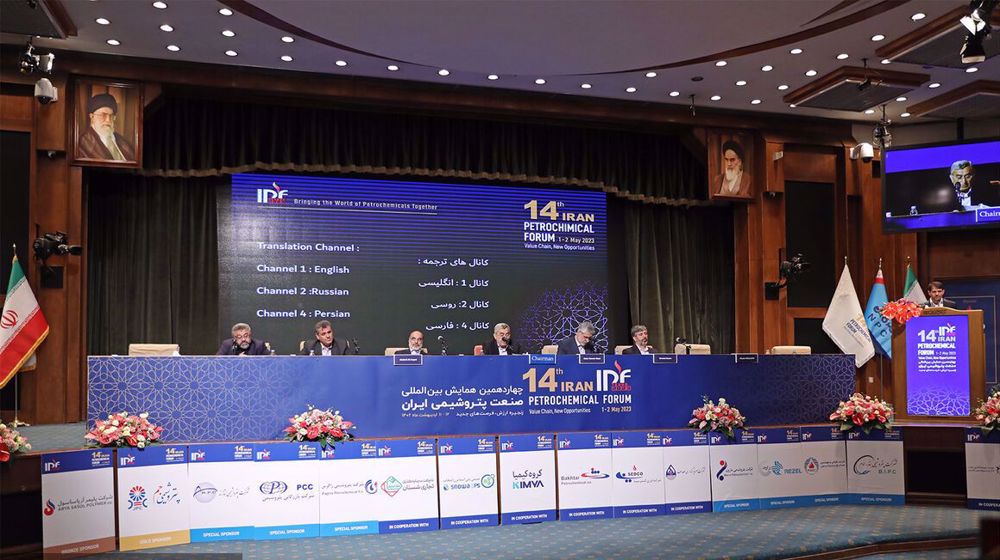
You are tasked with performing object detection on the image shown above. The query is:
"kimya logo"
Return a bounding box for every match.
[581,467,609,479]
[43,499,56,516]
[257,182,287,204]
[43,459,60,473]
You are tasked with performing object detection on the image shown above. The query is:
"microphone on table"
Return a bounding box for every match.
[675,336,692,355]
[438,335,448,356]
[352,339,361,355]
[231,343,240,355]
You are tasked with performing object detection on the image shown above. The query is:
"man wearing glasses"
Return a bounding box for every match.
[216,323,270,355]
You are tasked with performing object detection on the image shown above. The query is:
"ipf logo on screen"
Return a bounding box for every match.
[257,182,287,204]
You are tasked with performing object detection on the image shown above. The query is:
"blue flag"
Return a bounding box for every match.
[864,268,892,358]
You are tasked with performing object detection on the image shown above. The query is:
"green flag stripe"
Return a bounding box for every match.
[6,257,25,294]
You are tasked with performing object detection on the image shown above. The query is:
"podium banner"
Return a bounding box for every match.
[965,428,1000,510]
[800,426,848,505]
[905,315,971,416]
[709,430,759,512]
[41,450,116,556]
[755,428,810,509]
[438,436,499,529]
[846,428,905,505]
[253,442,320,540]
[187,443,256,542]
[117,446,190,551]
[611,431,668,517]
[499,434,556,524]
[556,432,613,521]
[319,441,381,536]
[375,439,439,533]
[661,430,711,514]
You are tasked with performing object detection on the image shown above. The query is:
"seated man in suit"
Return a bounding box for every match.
[622,324,656,355]
[923,281,956,308]
[482,322,528,355]
[300,319,352,355]
[556,321,602,355]
[395,330,428,355]
[216,322,270,355]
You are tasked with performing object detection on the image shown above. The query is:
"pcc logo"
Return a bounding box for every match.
[259,481,288,495]
[257,182,287,204]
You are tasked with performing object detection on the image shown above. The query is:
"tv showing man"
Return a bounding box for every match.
[216,323,269,355]
[621,324,656,355]
[482,322,528,355]
[300,320,352,355]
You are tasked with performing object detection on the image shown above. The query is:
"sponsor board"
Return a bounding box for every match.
[41,450,117,555]
[438,437,499,529]
[799,426,848,506]
[755,427,812,509]
[318,441,381,536]
[556,432,613,520]
[187,443,256,542]
[253,442,320,540]
[499,434,556,524]
[660,430,712,514]
[845,428,905,506]
[709,429,760,512]
[375,439,439,533]
[611,431,668,517]
[116,446,191,551]
[965,428,1000,511]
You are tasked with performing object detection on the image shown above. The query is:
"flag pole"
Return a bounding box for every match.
[8,244,30,426]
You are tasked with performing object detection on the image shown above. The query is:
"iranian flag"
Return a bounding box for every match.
[903,263,927,305]
[0,256,49,389]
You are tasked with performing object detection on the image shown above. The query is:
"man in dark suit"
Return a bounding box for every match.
[929,160,999,213]
[621,324,656,355]
[216,322,270,355]
[77,93,137,162]
[300,320,352,355]
[556,321,602,355]
[395,330,428,355]
[482,322,528,355]
[922,281,956,308]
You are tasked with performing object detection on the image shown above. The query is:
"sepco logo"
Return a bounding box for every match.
[257,182,287,204]
[596,361,632,391]
[259,481,288,495]
[615,465,644,483]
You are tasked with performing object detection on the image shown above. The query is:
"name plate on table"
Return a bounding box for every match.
[734,354,759,364]
[393,354,423,366]
[652,354,678,365]
[579,354,606,365]
[529,354,556,365]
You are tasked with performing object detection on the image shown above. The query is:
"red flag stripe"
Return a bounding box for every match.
[0,311,49,389]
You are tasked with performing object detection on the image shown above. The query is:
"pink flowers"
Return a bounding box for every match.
[84,412,163,449]
[829,393,894,434]
[0,422,31,462]
[974,388,1000,435]
[880,299,922,325]
[284,406,355,449]
[688,397,746,438]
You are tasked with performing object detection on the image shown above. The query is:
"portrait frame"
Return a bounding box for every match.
[72,77,142,168]
[708,130,754,201]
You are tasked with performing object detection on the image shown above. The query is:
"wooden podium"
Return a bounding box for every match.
[891,307,985,423]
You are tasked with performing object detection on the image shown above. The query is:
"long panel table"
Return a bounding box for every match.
[87,354,855,441]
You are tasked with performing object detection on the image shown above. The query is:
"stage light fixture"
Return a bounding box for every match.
[873,105,892,151]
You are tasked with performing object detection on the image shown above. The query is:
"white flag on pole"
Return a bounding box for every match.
[823,264,875,368]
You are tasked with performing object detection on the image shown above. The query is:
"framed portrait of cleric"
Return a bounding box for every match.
[707,130,754,200]
[72,78,142,168]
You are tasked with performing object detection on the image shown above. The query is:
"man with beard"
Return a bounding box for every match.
[621,324,656,355]
[481,322,528,355]
[714,139,752,197]
[77,93,136,162]
[216,323,270,355]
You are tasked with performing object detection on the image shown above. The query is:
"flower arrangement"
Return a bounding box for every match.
[284,406,355,449]
[688,396,746,438]
[0,422,31,462]
[85,412,163,448]
[973,387,1000,435]
[829,393,894,433]
[880,298,922,325]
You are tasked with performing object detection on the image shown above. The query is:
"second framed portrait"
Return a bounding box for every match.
[708,130,754,200]
[72,78,142,168]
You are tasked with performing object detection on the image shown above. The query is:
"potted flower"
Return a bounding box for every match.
[85,412,163,448]
[284,406,355,449]
[880,298,922,326]
[973,387,1000,435]
[829,393,894,434]
[0,422,31,462]
[688,396,746,439]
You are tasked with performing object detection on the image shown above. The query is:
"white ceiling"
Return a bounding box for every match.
[8,0,998,123]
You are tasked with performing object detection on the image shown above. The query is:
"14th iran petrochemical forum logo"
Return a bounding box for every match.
[257,182,287,204]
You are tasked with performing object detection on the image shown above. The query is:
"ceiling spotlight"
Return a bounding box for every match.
[789,104,797,108]
[219,7,233,16]
[967,66,980,73]
[735,80,747,86]
[625,86,637,93]
[222,29,235,37]
[645,71,657,78]
[873,104,892,150]
[715,60,727,67]
[336,60,348,67]
[153,1,167,8]
[837,53,849,60]
[871,34,885,41]
[929,82,941,88]
[864,109,876,114]
[535,78,546,85]
[159,24,173,32]
[437,68,449,76]
[280,55,293,62]
[896,96,907,102]
[881,59,892,64]
[668,91,680,97]
[761,65,773,72]
[710,95,721,101]
[777,84,788,90]
[388,65,399,71]
[96,17,110,25]
[900,112,911,117]
[580,83,591,89]
[106,39,120,46]
[487,74,498,80]
[225,50,238,57]
[805,69,817,76]
[166,44,180,52]
[281,36,294,43]
[790,48,803,54]
[751,99,762,105]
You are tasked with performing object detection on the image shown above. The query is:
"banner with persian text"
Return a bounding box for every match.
[117,446,190,551]
[556,432,614,521]
[41,450,116,556]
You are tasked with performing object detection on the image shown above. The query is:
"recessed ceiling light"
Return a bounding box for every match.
[96,17,110,25]
[710,95,721,101]
[789,104,796,108]
[580,83,591,89]
[900,112,911,117]
[761,65,773,72]
[645,71,657,78]
[836,53,849,60]
[159,24,173,32]
[880,59,892,64]
[790,48,803,54]
[106,39,120,46]
[225,50,238,57]
[966,67,979,73]
[751,99,762,105]
[735,80,747,86]
[864,109,875,114]
[280,55,293,62]
[805,69,817,76]
[535,78,546,85]
[218,7,232,16]
[387,65,399,71]
[911,13,925,21]
[715,60,727,67]
[437,68,449,76]
[871,34,885,41]
[777,84,789,90]
[896,96,907,102]
[222,29,235,37]
[668,91,680,97]
[166,44,180,52]
[625,86,637,93]
[281,36,294,43]
[487,74,499,80]
[153,1,167,9]
[336,60,348,67]
[929,82,941,88]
